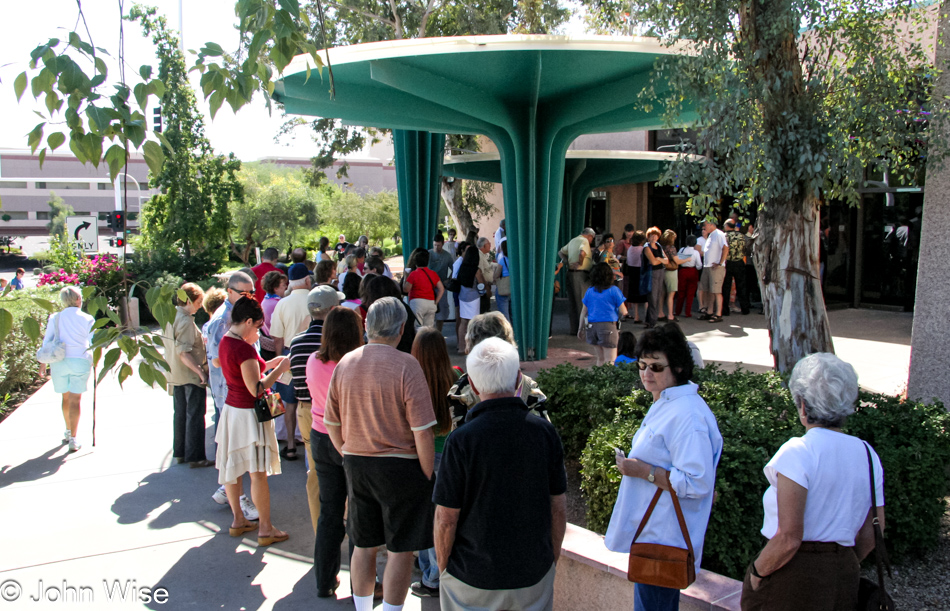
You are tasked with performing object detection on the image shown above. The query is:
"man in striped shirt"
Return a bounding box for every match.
[290,284,345,533]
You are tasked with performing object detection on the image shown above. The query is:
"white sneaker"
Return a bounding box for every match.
[240,495,259,521]
[63,430,71,445]
[212,485,228,505]
[68,437,81,452]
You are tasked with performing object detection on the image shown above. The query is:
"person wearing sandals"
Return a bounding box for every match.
[606,324,722,611]
[162,283,213,468]
[698,219,729,323]
[660,230,692,323]
[741,353,886,611]
[578,262,628,366]
[216,297,292,546]
[624,231,649,323]
[45,286,94,452]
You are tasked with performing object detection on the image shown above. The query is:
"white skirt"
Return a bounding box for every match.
[215,404,281,485]
[459,297,480,320]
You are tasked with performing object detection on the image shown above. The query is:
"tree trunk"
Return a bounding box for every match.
[440,178,475,236]
[753,191,834,372]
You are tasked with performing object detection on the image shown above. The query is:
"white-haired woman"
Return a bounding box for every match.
[42,286,95,452]
[741,353,886,611]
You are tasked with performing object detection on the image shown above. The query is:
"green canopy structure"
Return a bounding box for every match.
[274,35,695,359]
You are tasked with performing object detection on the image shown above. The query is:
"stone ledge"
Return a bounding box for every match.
[559,523,742,611]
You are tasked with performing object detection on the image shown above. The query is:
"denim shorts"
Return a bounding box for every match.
[273,380,297,404]
[50,358,92,394]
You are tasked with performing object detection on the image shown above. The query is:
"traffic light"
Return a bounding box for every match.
[107,211,125,232]
[115,237,126,248]
[153,106,162,133]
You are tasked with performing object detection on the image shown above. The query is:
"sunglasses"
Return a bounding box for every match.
[229,288,254,298]
[637,362,671,373]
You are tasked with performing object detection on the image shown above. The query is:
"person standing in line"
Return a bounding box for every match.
[43,286,94,452]
[205,272,259,520]
[433,338,567,611]
[476,237,494,314]
[606,324,722,611]
[324,297,437,611]
[741,353,886,611]
[290,285,345,533]
[674,235,702,317]
[625,231,648,323]
[444,228,459,259]
[306,307,365,599]
[315,260,338,289]
[660,229,692,323]
[317,236,334,262]
[698,220,729,323]
[596,233,624,284]
[405,249,445,329]
[428,233,455,332]
[617,224,635,298]
[252,248,283,303]
[259,270,287,360]
[558,228,596,335]
[163,283,213,468]
[455,245,486,355]
[10,267,26,290]
[642,227,669,329]
[493,240,512,324]
[493,219,506,251]
[335,234,350,260]
[579,263,628,366]
[410,328,460,599]
[722,219,751,316]
[216,297,291,546]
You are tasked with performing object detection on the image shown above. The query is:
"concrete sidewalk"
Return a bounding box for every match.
[0,306,912,610]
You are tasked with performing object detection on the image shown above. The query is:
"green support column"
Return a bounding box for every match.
[393,130,445,265]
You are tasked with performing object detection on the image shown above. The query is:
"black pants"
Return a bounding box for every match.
[173,384,207,463]
[310,431,353,593]
[723,260,750,315]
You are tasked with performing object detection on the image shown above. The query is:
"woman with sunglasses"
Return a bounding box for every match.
[604,323,723,611]
[215,297,292,546]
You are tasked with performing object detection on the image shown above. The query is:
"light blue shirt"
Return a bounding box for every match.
[203,300,232,409]
[604,382,723,572]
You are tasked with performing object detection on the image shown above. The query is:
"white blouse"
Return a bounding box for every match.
[43,307,95,361]
[605,382,723,572]
[760,427,884,546]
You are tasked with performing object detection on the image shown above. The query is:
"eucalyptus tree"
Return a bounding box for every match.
[583,0,937,372]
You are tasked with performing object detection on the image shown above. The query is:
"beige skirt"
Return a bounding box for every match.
[215,404,281,485]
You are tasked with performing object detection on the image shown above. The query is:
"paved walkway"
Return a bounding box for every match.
[0,305,911,609]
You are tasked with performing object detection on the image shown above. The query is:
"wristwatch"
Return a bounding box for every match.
[647,466,656,483]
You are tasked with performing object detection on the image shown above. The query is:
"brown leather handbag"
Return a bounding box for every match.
[627,487,696,590]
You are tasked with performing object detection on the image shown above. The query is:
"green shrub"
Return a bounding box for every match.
[578,364,950,580]
[0,287,63,399]
[536,362,643,460]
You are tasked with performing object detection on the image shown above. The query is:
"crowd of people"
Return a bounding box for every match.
[35,224,886,611]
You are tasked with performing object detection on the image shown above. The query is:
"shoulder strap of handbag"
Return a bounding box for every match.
[864,443,892,591]
[630,487,695,558]
[424,267,438,296]
[55,311,61,340]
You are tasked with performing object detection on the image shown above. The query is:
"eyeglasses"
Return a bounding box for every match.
[637,362,671,373]
[228,288,254,298]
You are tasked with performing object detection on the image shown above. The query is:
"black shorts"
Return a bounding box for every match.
[343,455,434,552]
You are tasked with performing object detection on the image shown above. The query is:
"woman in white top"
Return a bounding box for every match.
[674,235,703,318]
[741,353,885,611]
[606,323,722,611]
[42,286,95,452]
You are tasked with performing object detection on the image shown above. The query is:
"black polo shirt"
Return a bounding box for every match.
[433,396,567,590]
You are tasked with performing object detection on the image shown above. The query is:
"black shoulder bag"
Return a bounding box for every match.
[858,443,895,611]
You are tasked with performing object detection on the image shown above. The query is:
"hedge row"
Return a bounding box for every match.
[539,363,950,580]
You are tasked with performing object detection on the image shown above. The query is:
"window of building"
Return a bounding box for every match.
[35,181,90,190]
[72,211,91,216]
[0,181,28,189]
[97,183,113,190]
[36,211,50,220]
[0,211,29,220]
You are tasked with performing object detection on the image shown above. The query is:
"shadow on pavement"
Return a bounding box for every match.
[0,444,68,489]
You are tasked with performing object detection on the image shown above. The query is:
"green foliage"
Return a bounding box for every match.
[0,287,62,398]
[131,7,239,270]
[318,185,401,248]
[45,192,73,238]
[578,364,950,580]
[535,362,644,460]
[44,234,83,274]
[230,162,321,263]
[845,391,950,560]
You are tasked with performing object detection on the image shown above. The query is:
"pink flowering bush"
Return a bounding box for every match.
[78,255,124,290]
[37,269,80,286]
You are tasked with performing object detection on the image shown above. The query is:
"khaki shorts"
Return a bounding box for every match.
[699,265,726,294]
